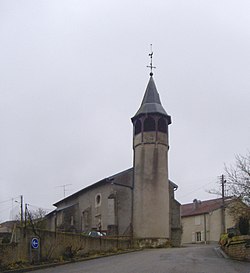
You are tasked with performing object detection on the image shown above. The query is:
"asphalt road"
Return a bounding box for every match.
[29,245,250,273]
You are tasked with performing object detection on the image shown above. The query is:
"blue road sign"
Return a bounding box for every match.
[31,237,39,249]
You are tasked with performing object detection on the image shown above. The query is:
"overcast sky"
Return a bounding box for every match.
[0,0,250,222]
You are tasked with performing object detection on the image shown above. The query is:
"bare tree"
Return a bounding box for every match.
[25,206,47,229]
[225,152,250,234]
[225,152,250,205]
[29,207,47,221]
[15,206,47,229]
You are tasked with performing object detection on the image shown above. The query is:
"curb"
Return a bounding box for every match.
[214,246,229,259]
[2,249,142,273]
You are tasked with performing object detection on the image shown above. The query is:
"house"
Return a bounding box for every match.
[46,66,182,247]
[0,221,16,243]
[181,197,237,244]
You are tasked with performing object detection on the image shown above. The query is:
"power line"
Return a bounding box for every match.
[27,203,52,212]
[0,198,14,204]
[177,180,216,198]
[0,205,14,213]
[0,195,22,205]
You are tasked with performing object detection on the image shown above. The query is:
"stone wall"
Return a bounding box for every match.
[170,199,181,247]
[223,235,250,261]
[0,243,19,267]
[0,227,131,270]
[171,228,182,247]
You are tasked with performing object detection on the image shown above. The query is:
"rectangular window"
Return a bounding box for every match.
[196,232,201,242]
[195,215,201,225]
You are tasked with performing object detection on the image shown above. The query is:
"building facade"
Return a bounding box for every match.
[181,197,237,244]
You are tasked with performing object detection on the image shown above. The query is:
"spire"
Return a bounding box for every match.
[131,76,171,124]
[131,47,171,124]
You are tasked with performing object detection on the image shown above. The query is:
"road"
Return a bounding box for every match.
[29,244,249,273]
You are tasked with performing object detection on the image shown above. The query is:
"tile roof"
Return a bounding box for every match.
[181,197,233,217]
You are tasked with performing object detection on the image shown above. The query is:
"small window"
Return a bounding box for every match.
[158,117,167,133]
[134,120,142,135]
[144,117,155,132]
[196,232,201,242]
[95,194,101,207]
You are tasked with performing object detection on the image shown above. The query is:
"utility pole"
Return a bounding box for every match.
[25,204,28,228]
[20,195,24,226]
[221,175,226,234]
[24,203,28,237]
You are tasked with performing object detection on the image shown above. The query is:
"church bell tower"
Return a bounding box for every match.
[131,51,172,244]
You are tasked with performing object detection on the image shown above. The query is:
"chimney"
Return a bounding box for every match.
[193,199,201,210]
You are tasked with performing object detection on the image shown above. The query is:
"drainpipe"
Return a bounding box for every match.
[204,213,207,244]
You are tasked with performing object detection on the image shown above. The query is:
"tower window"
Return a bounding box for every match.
[144,117,155,132]
[134,120,142,135]
[158,117,167,133]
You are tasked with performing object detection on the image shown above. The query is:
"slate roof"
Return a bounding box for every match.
[181,197,233,217]
[53,168,133,206]
[132,76,171,123]
[53,167,178,207]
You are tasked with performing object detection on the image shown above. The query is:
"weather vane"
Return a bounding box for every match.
[147,44,156,76]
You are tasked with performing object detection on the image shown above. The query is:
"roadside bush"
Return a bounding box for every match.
[219,234,228,246]
[63,246,76,260]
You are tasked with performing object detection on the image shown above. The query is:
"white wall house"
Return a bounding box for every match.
[181,197,236,244]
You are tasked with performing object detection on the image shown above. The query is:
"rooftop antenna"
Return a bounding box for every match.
[56,184,72,198]
[147,44,156,76]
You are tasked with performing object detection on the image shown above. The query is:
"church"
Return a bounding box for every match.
[46,59,181,247]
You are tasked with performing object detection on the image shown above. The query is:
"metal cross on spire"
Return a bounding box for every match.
[147,44,156,76]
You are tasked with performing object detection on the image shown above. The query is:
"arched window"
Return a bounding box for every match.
[158,117,167,133]
[144,117,156,132]
[134,120,142,135]
[95,194,102,207]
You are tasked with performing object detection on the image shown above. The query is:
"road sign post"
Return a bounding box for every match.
[31,237,39,249]
[30,237,40,263]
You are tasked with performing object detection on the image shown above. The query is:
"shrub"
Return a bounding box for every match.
[219,234,228,246]
[238,217,249,235]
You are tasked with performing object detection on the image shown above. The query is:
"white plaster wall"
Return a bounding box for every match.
[181,208,236,244]
[181,215,208,244]
[208,208,235,242]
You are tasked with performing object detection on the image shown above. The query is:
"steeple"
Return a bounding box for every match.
[131,76,171,124]
[131,49,172,244]
[132,45,171,124]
